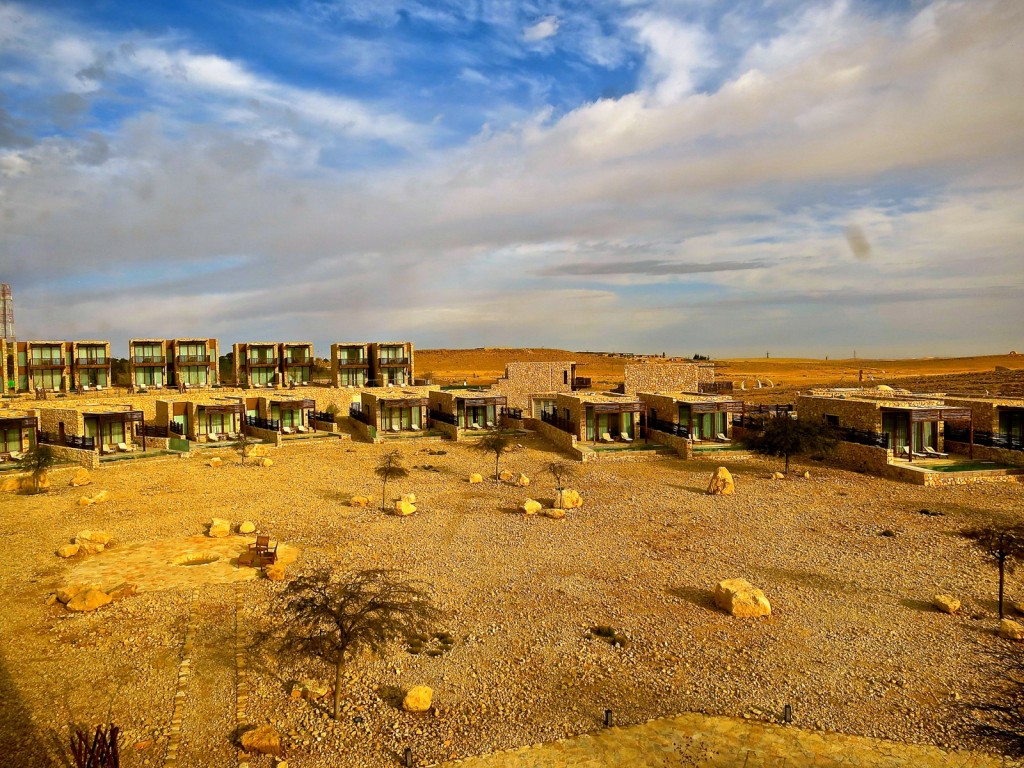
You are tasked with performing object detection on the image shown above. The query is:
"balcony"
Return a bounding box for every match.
[378,357,410,366]
[76,357,108,367]
[283,357,311,367]
[571,377,592,391]
[337,359,368,368]
[247,357,279,367]
[176,354,213,363]
[132,355,166,365]
[28,359,65,369]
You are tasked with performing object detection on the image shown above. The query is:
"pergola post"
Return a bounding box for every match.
[969,414,974,460]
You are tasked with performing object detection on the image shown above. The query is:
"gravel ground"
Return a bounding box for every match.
[1,433,1022,767]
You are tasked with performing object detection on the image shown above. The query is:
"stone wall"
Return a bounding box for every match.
[48,444,100,468]
[534,419,592,461]
[828,441,894,476]
[431,420,460,441]
[622,362,711,396]
[243,425,281,446]
[311,417,339,434]
[348,417,379,443]
[36,406,86,435]
[490,362,577,412]
[797,396,883,432]
[647,429,694,459]
[944,441,1024,468]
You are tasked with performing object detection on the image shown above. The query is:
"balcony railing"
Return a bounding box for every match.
[29,359,65,368]
[836,427,889,448]
[945,426,1024,452]
[132,355,166,364]
[428,409,459,426]
[541,408,575,435]
[571,377,592,391]
[501,406,524,420]
[169,421,185,435]
[337,358,368,367]
[311,410,335,423]
[37,431,95,450]
[283,357,311,366]
[139,424,169,438]
[176,354,213,363]
[378,357,410,366]
[247,357,279,366]
[76,357,108,366]
[245,415,281,431]
[349,405,372,427]
[648,416,690,438]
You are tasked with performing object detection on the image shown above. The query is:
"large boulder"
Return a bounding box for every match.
[350,495,370,508]
[556,489,583,509]
[246,444,268,459]
[401,493,417,504]
[520,499,542,516]
[66,589,112,613]
[208,518,231,538]
[92,490,110,504]
[468,473,483,484]
[70,469,91,487]
[208,457,223,468]
[1000,619,1024,641]
[56,544,80,558]
[393,500,417,516]
[240,725,283,756]
[515,474,530,488]
[239,520,256,534]
[259,458,273,468]
[108,583,137,602]
[402,685,433,713]
[57,585,91,604]
[265,563,287,581]
[714,579,771,618]
[933,594,961,614]
[707,467,735,495]
[78,496,94,507]
[1,476,22,492]
[74,530,110,554]
[543,507,566,520]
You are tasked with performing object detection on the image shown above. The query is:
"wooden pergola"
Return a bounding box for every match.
[455,395,507,429]
[883,406,973,461]
[682,399,744,440]
[84,409,145,450]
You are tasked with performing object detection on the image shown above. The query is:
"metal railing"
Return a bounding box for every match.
[945,426,1023,452]
[139,424,169,438]
[76,357,108,366]
[247,357,279,366]
[378,357,410,366]
[647,416,690,438]
[37,431,95,450]
[571,377,592,391]
[245,415,280,431]
[169,421,185,435]
[428,409,459,426]
[349,405,372,427]
[836,427,889,448]
[132,355,166,364]
[541,408,575,435]
[501,407,523,420]
[176,354,213,363]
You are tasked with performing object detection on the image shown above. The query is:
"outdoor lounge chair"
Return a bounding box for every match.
[281,426,294,435]
[9,451,24,461]
[389,426,401,433]
[410,424,420,431]
[923,446,949,458]
[600,432,614,443]
[486,421,495,429]
[296,425,309,434]
[470,422,481,430]
[101,444,113,455]
[117,442,134,452]
[226,431,239,441]
[620,432,633,443]
[716,432,729,442]
[81,385,91,392]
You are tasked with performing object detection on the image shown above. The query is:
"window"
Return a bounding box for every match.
[825,415,839,427]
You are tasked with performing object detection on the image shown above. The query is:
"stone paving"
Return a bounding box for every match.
[433,712,1017,768]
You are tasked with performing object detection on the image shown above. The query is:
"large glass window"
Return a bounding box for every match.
[252,367,275,386]
[1,427,24,453]
[134,367,164,386]
[999,411,1024,448]
[32,370,62,391]
[180,366,208,386]
[339,368,365,386]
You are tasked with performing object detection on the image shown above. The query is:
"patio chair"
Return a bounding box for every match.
[470,422,481,430]
[600,432,614,443]
[410,424,421,431]
[716,432,729,442]
[117,441,134,452]
[923,446,949,458]
[9,451,25,461]
[486,421,495,429]
[81,385,91,393]
[102,444,113,455]
[389,425,401,433]
[95,385,103,392]
[296,425,309,434]
[620,432,633,443]
[226,431,239,441]
[281,426,294,435]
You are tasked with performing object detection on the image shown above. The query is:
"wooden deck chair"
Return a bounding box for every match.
[620,432,633,443]
[716,432,729,442]
[486,421,495,429]
[600,432,614,443]
[117,442,131,452]
[922,446,948,458]
[248,535,278,567]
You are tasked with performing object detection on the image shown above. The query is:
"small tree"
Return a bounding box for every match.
[234,431,254,465]
[374,450,409,512]
[475,427,515,481]
[741,415,836,474]
[547,460,578,508]
[275,569,442,720]
[19,444,55,493]
[964,525,1024,619]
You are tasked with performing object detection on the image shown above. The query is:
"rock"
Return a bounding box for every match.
[300,679,329,699]
[520,499,542,516]
[714,579,771,618]
[70,468,91,487]
[34,472,50,490]
[515,473,530,487]
[260,458,274,467]
[468,473,483,484]
[239,520,256,534]
[933,594,960,614]
[265,563,287,581]
[78,496,94,507]
[771,472,785,480]
[208,518,231,538]
[240,725,283,756]
[402,685,433,713]
[1,476,21,492]
[1013,601,1024,616]
[499,469,515,482]
[108,583,138,602]
[555,489,583,509]
[401,493,417,504]
[88,531,112,545]
[209,457,223,468]
[246,445,268,458]
[393,500,417,516]
[74,531,109,554]
[1000,619,1024,641]
[543,508,566,520]
[56,544,80,558]
[91,489,110,504]
[350,495,370,508]
[707,467,735,495]
[66,589,112,613]
[289,682,304,699]
[803,471,811,479]
[57,585,89,604]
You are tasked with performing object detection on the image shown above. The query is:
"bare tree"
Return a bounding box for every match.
[374,450,409,512]
[234,431,254,465]
[964,525,1024,619]
[275,569,442,720]
[19,444,55,493]
[741,414,837,474]
[547,460,578,508]
[475,427,516,481]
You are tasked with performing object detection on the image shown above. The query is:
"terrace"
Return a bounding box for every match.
[0,413,36,460]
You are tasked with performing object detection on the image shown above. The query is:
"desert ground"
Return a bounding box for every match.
[2,425,1024,766]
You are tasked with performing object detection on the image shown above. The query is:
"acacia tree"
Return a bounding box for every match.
[374,450,409,512]
[741,415,836,474]
[475,427,515,481]
[19,444,55,493]
[275,569,442,720]
[964,525,1024,619]
[547,461,578,508]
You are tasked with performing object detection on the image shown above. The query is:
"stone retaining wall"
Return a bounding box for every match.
[647,429,694,459]
[311,417,339,433]
[945,440,1024,468]
[534,420,592,461]
[348,417,379,443]
[48,443,100,468]
[243,425,281,446]
[431,420,460,441]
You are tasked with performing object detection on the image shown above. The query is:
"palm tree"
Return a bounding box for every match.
[374,450,409,512]
[475,427,515,481]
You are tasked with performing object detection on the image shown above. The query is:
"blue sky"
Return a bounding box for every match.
[1,0,1021,357]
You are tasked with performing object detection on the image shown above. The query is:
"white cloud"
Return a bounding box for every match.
[524,16,560,43]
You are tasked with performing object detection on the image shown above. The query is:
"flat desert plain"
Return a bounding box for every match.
[2,428,1023,766]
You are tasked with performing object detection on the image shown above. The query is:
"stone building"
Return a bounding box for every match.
[233,342,315,387]
[488,361,585,414]
[71,340,111,390]
[168,338,219,388]
[622,361,714,396]
[331,343,371,388]
[543,391,644,443]
[427,389,507,440]
[638,391,743,441]
[0,408,36,458]
[370,342,415,386]
[356,387,430,434]
[129,339,171,389]
[155,398,242,443]
[36,403,144,454]
[16,341,71,393]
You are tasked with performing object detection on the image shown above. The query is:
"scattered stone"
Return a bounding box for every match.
[265,563,287,581]
[209,457,224,468]
[919,508,944,517]
[468,473,483,484]
[108,583,138,602]
[714,579,771,618]
[772,472,785,480]
[879,529,897,538]
[707,467,735,495]
[1000,619,1024,641]
[260,458,274,467]
[1,476,22,492]
[520,499,542,516]
[240,725,283,756]
[75,530,110,554]
[1013,601,1024,616]
[56,543,80,558]
[247,445,269,459]
[499,469,515,483]
[516,473,530,487]
[70,468,91,487]
[401,493,417,504]
[933,595,961,614]
[543,508,566,520]
[555,489,583,509]
[803,471,811,479]
[208,518,231,538]
[350,495,370,508]
[300,679,329,699]
[91,489,110,504]
[78,496,94,507]
[66,589,112,613]
[289,682,304,700]
[57,585,89,604]
[239,520,256,534]
[393,500,417,516]
[402,685,433,713]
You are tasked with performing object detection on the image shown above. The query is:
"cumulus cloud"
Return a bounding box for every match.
[524,16,560,42]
